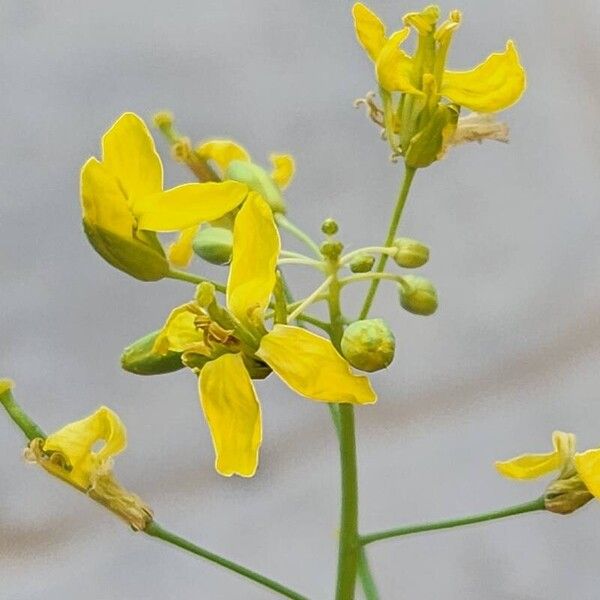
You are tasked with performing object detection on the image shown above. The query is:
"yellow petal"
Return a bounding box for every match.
[80,158,169,281]
[196,140,251,173]
[494,430,575,480]
[227,193,280,327]
[168,226,198,267]
[135,181,248,232]
[81,158,135,240]
[352,3,387,62]
[256,325,377,405]
[574,448,600,499]
[101,112,163,198]
[442,41,526,113]
[375,29,422,95]
[402,6,440,35]
[270,154,295,189]
[154,304,209,355]
[43,407,126,489]
[198,353,262,477]
[553,430,577,462]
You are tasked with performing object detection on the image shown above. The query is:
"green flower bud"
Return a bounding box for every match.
[321,218,339,235]
[393,238,429,268]
[349,253,375,273]
[121,331,184,376]
[399,275,438,316]
[225,160,286,213]
[341,319,395,372]
[320,240,344,260]
[192,227,233,265]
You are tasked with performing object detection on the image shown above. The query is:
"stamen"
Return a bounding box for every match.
[354,91,385,127]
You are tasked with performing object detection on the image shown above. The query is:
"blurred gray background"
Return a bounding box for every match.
[1,1,600,598]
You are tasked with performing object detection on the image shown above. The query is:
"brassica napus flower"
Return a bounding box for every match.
[352,3,526,163]
[80,113,248,279]
[168,138,295,267]
[26,406,152,529]
[496,431,600,514]
[155,194,376,477]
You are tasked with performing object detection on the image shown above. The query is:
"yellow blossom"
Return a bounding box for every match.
[352,3,526,162]
[167,139,295,268]
[496,431,600,514]
[155,194,376,477]
[353,3,525,112]
[26,406,152,530]
[81,113,248,279]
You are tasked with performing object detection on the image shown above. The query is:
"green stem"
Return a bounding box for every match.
[327,272,360,600]
[336,404,359,600]
[276,214,322,258]
[358,166,416,320]
[144,522,308,600]
[167,269,226,293]
[0,387,46,441]
[295,314,331,333]
[357,547,380,600]
[360,497,546,546]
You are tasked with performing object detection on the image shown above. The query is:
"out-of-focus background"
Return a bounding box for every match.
[1,1,600,598]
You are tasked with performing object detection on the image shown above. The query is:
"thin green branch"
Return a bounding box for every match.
[0,385,46,441]
[358,166,416,319]
[357,547,380,600]
[360,497,546,546]
[143,522,308,599]
[276,214,322,258]
[166,269,226,293]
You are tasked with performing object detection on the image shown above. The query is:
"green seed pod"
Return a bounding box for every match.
[121,330,184,376]
[349,253,375,273]
[192,227,233,265]
[321,218,339,235]
[225,160,286,213]
[392,238,429,268]
[399,275,438,316]
[341,319,395,372]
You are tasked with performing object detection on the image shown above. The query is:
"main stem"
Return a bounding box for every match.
[360,497,546,546]
[359,166,416,320]
[145,522,308,600]
[328,272,360,600]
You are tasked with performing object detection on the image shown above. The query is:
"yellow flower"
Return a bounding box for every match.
[352,4,526,163]
[496,431,600,514]
[81,113,248,279]
[353,3,525,112]
[156,194,376,477]
[26,406,152,529]
[168,139,294,268]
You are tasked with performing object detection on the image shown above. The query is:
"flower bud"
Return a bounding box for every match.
[321,218,339,235]
[192,227,233,265]
[121,331,184,376]
[393,238,429,268]
[341,319,395,372]
[399,275,438,316]
[349,253,375,273]
[320,240,344,260]
[225,160,286,213]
